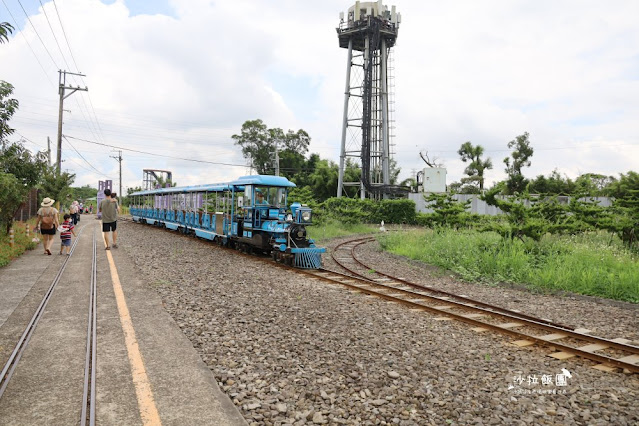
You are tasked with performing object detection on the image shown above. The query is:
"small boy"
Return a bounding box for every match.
[59,214,76,255]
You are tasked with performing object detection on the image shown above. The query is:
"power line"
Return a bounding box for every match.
[16,0,59,69]
[15,133,46,150]
[50,0,107,145]
[12,0,106,149]
[1,0,54,86]
[63,135,248,168]
[408,142,639,155]
[62,135,108,177]
[52,0,80,72]
[38,0,73,72]
[62,151,111,178]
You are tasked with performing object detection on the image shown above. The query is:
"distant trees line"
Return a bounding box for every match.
[233,120,634,202]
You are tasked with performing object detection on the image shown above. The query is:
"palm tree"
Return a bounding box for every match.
[1,23,14,44]
[457,141,493,191]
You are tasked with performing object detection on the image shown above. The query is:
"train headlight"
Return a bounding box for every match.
[301,211,312,222]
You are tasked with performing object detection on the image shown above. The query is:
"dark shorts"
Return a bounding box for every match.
[61,238,72,247]
[41,227,56,235]
[102,221,117,232]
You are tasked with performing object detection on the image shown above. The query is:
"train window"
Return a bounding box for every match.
[244,185,253,206]
[275,189,286,207]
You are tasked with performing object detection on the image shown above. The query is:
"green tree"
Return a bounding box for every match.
[39,168,76,210]
[1,81,19,140]
[448,181,481,194]
[154,174,175,188]
[1,82,50,233]
[528,170,575,195]
[69,185,98,203]
[0,172,25,233]
[424,192,472,228]
[399,176,416,191]
[503,132,534,195]
[127,186,143,195]
[607,171,639,200]
[288,186,318,206]
[0,140,48,189]
[232,119,310,175]
[482,184,548,242]
[0,22,13,44]
[0,140,49,233]
[606,171,639,249]
[389,158,402,185]
[289,153,321,188]
[457,141,493,191]
[307,158,339,201]
[575,173,616,196]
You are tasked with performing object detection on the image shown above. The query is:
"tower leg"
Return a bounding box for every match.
[337,39,353,198]
[381,39,390,197]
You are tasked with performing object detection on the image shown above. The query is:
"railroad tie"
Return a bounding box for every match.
[462,313,486,319]
[513,328,591,348]
[549,337,632,360]
[497,322,525,329]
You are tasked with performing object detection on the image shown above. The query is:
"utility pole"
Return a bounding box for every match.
[272,146,280,176]
[110,150,123,197]
[57,70,87,174]
[47,137,51,165]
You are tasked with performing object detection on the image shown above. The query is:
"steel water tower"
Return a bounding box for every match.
[336,1,403,198]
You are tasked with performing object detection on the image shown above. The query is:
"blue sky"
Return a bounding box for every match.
[5,0,177,31]
[1,0,638,193]
[101,0,176,18]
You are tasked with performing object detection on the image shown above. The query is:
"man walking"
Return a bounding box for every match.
[99,188,120,249]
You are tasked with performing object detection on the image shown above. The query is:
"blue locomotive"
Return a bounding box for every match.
[129,175,325,268]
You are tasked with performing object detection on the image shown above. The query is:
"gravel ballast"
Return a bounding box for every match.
[118,222,639,425]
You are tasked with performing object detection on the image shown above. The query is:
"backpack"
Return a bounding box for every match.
[41,209,54,230]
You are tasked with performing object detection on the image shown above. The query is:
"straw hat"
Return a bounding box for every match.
[41,197,55,207]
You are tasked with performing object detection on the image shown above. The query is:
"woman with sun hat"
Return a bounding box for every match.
[34,197,60,255]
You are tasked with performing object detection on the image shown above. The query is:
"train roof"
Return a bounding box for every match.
[129,175,296,196]
[233,175,296,188]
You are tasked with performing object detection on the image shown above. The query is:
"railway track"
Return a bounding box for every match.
[306,235,639,374]
[124,220,639,373]
[0,228,99,423]
[81,232,98,426]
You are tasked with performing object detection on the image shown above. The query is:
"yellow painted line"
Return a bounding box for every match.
[106,249,162,425]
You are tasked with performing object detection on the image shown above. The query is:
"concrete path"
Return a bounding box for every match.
[0,217,247,425]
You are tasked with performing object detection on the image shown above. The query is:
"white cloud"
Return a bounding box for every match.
[1,0,638,195]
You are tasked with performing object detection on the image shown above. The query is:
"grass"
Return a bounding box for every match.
[0,220,39,268]
[378,228,639,303]
[308,218,378,243]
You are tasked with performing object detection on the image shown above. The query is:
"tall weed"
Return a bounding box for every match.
[378,229,639,303]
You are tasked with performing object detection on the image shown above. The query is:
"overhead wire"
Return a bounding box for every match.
[1,0,54,85]
[15,132,47,150]
[15,0,59,69]
[17,0,108,148]
[37,0,73,72]
[63,136,109,177]
[64,135,248,168]
[53,0,107,144]
[52,0,80,72]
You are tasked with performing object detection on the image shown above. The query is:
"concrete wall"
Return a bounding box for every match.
[409,193,613,215]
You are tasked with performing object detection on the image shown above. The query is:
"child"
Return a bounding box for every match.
[59,214,76,255]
